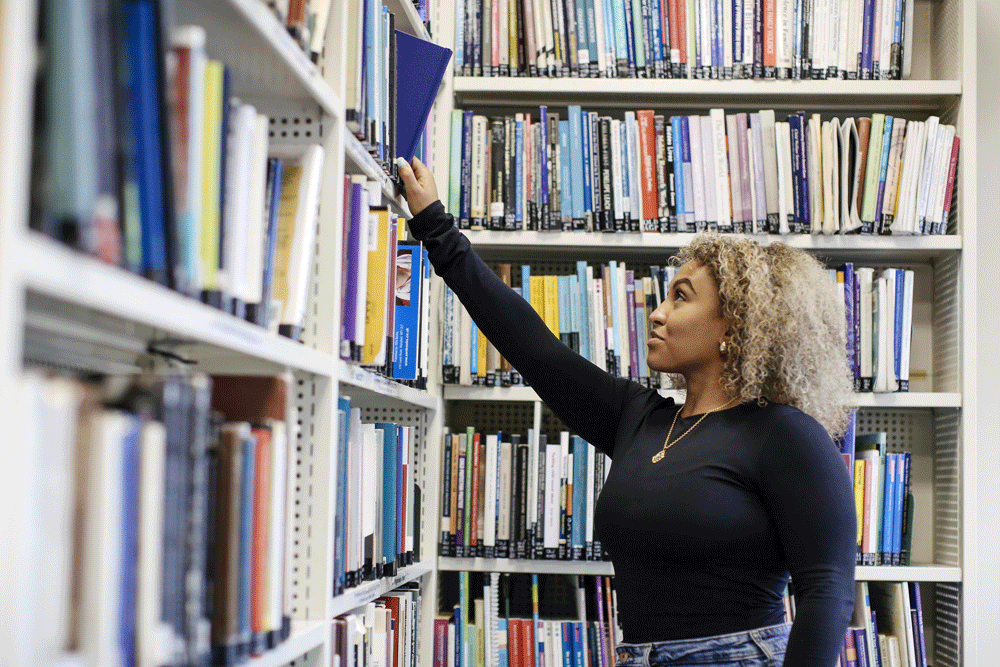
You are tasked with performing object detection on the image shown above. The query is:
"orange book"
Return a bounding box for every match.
[855,118,873,216]
[636,110,660,227]
[763,0,777,72]
[250,426,273,639]
[508,618,522,667]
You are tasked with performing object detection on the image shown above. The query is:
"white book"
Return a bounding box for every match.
[710,109,732,231]
[776,0,794,74]
[828,0,842,75]
[592,0,607,75]
[590,270,607,372]
[808,113,824,235]
[688,115,707,229]
[742,0,753,75]
[346,409,361,573]
[700,0,712,76]
[616,262,630,378]
[267,418,288,633]
[344,0,365,126]
[775,121,793,234]
[726,115,744,229]
[723,0,733,74]
[308,0,333,62]
[839,117,864,233]
[918,124,947,233]
[471,115,487,226]
[748,116,768,232]
[897,120,925,234]
[915,116,940,232]
[760,110,780,229]
[899,269,915,389]
[700,115,718,227]
[279,144,324,333]
[900,583,919,667]
[498,0,509,70]
[459,303,472,386]
[361,422,378,570]
[404,427,415,556]
[585,442,596,548]
[821,120,837,234]
[625,112,641,228]
[857,267,875,387]
[498,440,513,544]
[373,426,385,567]
[814,0,829,75]
[244,113,270,306]
[880,0,893,79]
[903,0,914,77]
[81,411,132,667]
[527,428,539,544]
[223,101,257,304]
[874,273,892,392]
[838,0,852,74]
[484,433,498,549]
[610,119,625,225]
[746,127,760,232]
[544,440,561,551]
[930,125,957,231]
[137,421,168,667]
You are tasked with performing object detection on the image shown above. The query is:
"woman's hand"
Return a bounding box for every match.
[395,156,440,217]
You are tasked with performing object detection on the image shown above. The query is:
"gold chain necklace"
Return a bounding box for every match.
[651,397,739,463]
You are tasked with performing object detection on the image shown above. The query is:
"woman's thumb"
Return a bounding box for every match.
[396,156,417,187]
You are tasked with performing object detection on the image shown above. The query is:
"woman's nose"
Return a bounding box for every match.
[649,303,667,326]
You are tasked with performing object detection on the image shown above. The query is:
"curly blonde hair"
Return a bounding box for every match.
[671,233,853,437]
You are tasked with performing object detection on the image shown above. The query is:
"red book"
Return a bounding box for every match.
[938,136,960,234]
[250,426,273,638]
[636,110,659,227]
[399,427,408,559]
[434,617,450,667]
[763,0,777,72]
[509,617,523,667]
[521,618,535,667]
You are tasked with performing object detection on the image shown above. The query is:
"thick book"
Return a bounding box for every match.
[395,31,452,162]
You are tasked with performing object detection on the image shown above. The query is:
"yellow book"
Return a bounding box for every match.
[543,274,560,337]
[477,326,488,381]
[201,59,224,293]
[530,276,545,321]
[854,459,865,553]
[362,208,390,365]
[272,164,303,332]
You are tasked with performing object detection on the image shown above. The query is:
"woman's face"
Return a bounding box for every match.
[646,261,729,375]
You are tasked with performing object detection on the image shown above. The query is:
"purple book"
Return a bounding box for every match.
[341,180,365,360]
[909,582,928,667]
[625,271,639,380]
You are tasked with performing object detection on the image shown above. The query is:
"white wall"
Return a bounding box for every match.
[976,0,1000,660]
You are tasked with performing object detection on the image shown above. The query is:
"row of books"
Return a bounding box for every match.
[842,581,929,667]
[31,5,327,341]
[18,371,297,667]
[439,428,613,561]
[454,0,916,80]
[442,262,673,387]
[834,265,916,394]
[333,584,424,667]
[839,428,916,567]
[333,398,423,594]
[448,106,958,236]
[345,0,452,175]
[263,0,335,63]
[341,177,433,385]
[435,574,620,667]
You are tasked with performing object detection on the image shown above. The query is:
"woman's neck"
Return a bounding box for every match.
[680,369,734,418]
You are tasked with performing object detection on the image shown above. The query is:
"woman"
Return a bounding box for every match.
[396,155,856,667]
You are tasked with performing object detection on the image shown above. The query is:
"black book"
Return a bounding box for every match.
[490,119,506,230]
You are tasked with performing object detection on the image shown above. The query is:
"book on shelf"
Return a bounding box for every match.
[395,30,453,162]
[453,0,914,80]
[447,106,958,237]
[847,581,929,667]
[333,583,423,667]
[439,428,612,562]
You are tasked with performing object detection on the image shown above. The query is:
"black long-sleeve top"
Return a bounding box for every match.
[408,201,856,667]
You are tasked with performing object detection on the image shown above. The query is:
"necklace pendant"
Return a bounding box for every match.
[651,450,665,463]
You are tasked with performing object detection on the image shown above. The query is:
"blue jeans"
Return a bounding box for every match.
[614,622,791,667]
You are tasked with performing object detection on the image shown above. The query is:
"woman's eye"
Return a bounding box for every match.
[674,289,685,301]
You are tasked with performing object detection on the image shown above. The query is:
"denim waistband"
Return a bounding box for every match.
[614,622,791,666]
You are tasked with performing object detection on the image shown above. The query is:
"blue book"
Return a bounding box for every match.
[365,0,379,142]
[842,263,857,387]
[650,0,665,75]
[470,319,479,378]
[679,116,695,232]
[873,117,894,231]
[393,241,423,380]
[376,423,398,570]
[861,0,876,78]
[558,275,570,347]
[881,452,895,564]
[238,431,256,650]
[894,452,906,563]
[459,110,474,228]
[622,0,637,73]
[893,268,905,389]
[577,261,591,363]
[497,618,509,667]
[123,0,170,285]
[787,113,805,233]
[118,416,142,665]
[252,158,283,329]
[449,110,462,216]
[580,110,593,226]
[620,120,635,231]
[610,0,629,74]
[459,572,469,667]
[572,104,585,230]
[573,622,586,667]
[625,271,639,379]
[734,0,745,72]
[713,0,724,75]
[561,622,574,667]
[571,436,588,559]
[560,121,573,230]
[335,397,351,594]
[584,0,599,72]
[540,107,550,218]
[395,424,405,562]
[395,30,452,162]
[634,279,648,379]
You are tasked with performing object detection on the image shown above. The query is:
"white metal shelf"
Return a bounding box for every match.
[343,131,411,216]
[438,557,615,576]
[464,231,961,260]
[244,621,328,667]
[384,0,431,40]
[452,77,962,111]
[176,0,342,118]
[330,559,435,618]
[855,565,962,583]
[444,385,962,409]
[337,361,441,411]
[15,231,337,377]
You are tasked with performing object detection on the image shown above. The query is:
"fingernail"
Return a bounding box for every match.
[395,157,408,169]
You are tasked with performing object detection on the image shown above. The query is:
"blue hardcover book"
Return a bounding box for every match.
[376,422,398,571]
[395,30,452,162]
[459,110,474,228]
[623,0,638,74]
[572,104,586,230]
[118,416,142,665]
[123,0,170,285]
[560,121,573,230]
[561,622,574,667]
[580,110,594,227]
[585,0,600,73]
[873,117,894,232]
[335,397,351,594]
[679,116,695,231]
[797,112,811,232]
[393,241,423,380]
[787,113,804,233]
[908,583,928,667]
[571,436,589,559]
[608,261,623,376]
[577,261,591,362]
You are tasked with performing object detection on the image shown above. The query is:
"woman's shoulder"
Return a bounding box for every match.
[755,400,836,450]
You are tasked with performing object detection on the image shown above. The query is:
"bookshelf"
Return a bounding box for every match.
[426,0,977,665]
[0,2,440,667]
